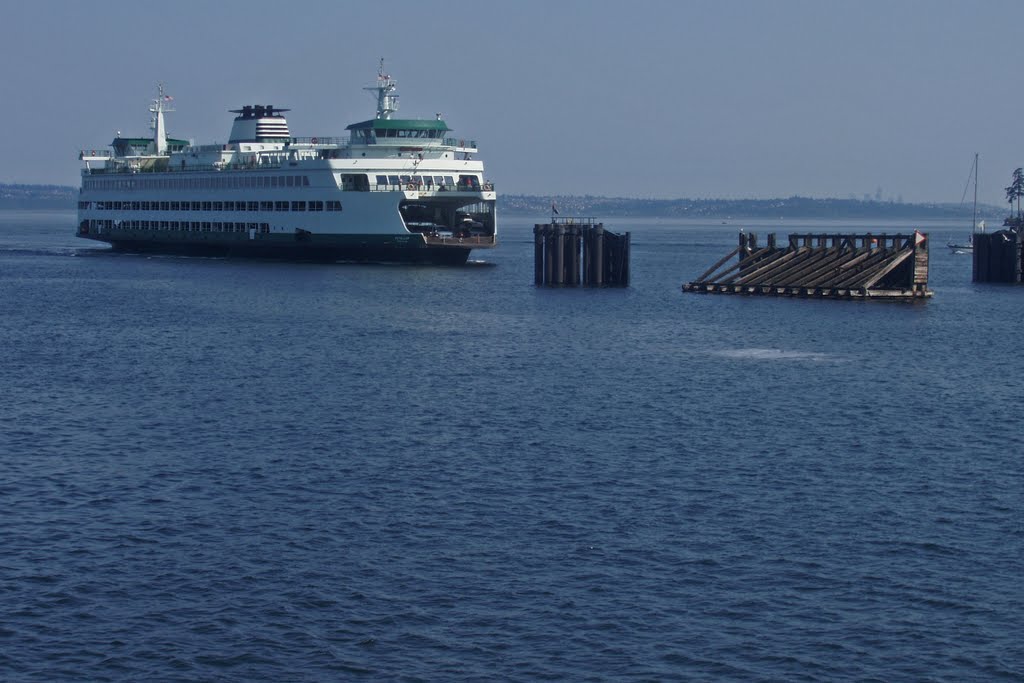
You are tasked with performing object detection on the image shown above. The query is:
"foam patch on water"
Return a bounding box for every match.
[712,347,840,362]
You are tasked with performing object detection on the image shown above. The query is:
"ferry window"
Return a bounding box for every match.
[132,201,141,210]
[260,223,269,233]
[292,201,305,211]
[236,202,246,212]
[248,223,257,231]
[326,201,343,211]
[376,175,388,186]
[248,201,259,211]
[114,201,122,210]
[170,201,179,210]
[399,175,411,184]
[141,201,150,210]
[191,222,200,231]
[260,201,273,211]
[309,201,323,212]
[302,176,309,186]
[171,221,179,229]
[213,201,223,211]
[286,176,295,187]
[202,201,212,211]
[275,201,288,211]
[443,176,454,185]
[161,201,169,210]
[202,222,211,232]
[235,222,245,232]
[214,222,222,231]
[191,201,201,211]
[423,177,433,187]
[224,201,234,211]
[271,176,279,187]
[388,175,400,185]
[433,176,444,185]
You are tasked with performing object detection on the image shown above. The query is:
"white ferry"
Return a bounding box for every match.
[76,63,497,265]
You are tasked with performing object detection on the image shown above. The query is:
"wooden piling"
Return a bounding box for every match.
[534,219,630,287]
[533,225,544,286]
[973,230,1024,283]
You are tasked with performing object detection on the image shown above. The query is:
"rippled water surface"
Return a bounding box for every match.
[1,210,1021,681]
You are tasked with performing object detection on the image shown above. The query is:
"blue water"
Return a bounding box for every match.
[1,210,1021,681]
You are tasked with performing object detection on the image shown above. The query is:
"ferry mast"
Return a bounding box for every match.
[365,59,398,120]
[149,84,174,155]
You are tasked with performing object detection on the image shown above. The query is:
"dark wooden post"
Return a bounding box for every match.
[544,226,556,285]
[534,224,544,285]
[618,232,626,286]
[582,226,592,286]
[568,225,581,286]
[554,225,565,285]
[593,224,605,286]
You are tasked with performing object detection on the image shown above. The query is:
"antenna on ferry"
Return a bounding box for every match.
[149,83,175,156]
[365,58,398,120]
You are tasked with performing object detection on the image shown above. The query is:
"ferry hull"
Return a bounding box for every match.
[78,231,477,265]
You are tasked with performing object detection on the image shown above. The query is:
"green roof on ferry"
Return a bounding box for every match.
[346,118,450,132]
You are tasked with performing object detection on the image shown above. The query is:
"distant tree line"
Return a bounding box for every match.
[502,194,1002,220]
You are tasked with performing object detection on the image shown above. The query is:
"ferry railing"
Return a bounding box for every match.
[370,182,494,193]
[422,233,496,246]
[443,138,478,150]
[84,162,286,175]
[289,136,346,146]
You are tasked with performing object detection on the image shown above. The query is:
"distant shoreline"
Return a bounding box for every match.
[502,194,1004,221]
[0,183,1004,220]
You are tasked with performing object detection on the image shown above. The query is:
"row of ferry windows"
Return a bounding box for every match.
[377,175,459,187]
[351,129,444,141]
[82,200,342,212]
[88,219,272,233]
[83,175,312,191]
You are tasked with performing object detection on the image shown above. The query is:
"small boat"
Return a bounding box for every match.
[947,232,974,253]
[948,153,981,253]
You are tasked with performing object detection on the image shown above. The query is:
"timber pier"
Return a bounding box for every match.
[534,219,630,287]
[684,231,932,300]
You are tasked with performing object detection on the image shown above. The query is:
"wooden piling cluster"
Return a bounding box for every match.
[534,219,630,287]
[973,230,1024,283]
[683,231,932,300]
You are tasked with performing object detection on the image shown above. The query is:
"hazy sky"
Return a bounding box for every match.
[2,0,1022,205]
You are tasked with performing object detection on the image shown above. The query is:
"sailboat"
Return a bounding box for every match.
[948,153,981,253]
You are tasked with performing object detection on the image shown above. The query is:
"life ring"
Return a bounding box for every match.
[407,183,416,190]
[311,137,318,144]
